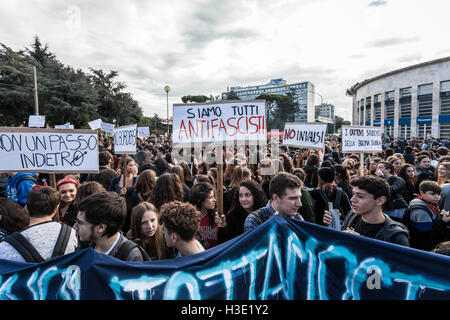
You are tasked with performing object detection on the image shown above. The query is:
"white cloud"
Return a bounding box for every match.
[1,0,450,121]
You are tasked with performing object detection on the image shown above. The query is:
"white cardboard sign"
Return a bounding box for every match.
[0,127,99,173]
[28,115,46,128]
[88,119,102,130]
[282,122,327,149]
[341,126,382,152]
[113,124,137,154]
[101,122,115,134]
[138,126,150,138]
[172,100,266,144]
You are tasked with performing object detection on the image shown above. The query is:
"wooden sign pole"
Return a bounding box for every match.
[360,153,364,177]
[217,147,224,215]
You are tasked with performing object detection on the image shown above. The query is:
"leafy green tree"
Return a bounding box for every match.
[256,91,299,130]
[0,36,143,128]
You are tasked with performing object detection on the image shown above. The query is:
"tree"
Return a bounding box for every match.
[256,91,299,130]
[224,90,240,100]
[181,95,214,103]
[0,37,143,128]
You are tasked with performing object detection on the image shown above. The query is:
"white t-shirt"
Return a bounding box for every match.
[0,222,79,263]
[176,239,205,258]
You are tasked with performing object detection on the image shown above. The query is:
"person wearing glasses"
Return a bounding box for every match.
[75,191,147,261]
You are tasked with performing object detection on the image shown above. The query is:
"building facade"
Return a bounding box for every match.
[350,57,450,140]
[315,103,335,123]
[222,78,316,122]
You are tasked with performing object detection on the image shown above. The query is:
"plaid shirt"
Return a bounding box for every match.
[244,201,276,232]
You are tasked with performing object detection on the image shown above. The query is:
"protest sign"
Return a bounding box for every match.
[1,215,449,300]
[138,126,150,138]
[55,123,74,129]
[28,115,45,128]
[88,118,102,130]
[101,122,114,134]
[113,124,137,154]
[0,127,99,173]
[341,126,382,153]
[172,100,266,145]
[282,122,327,149]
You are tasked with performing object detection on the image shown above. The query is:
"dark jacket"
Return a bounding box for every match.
[415,166,435,193]
[310,186,352,225]
[403,153,416,165]
[383,175,408,211]
[299,189,316,224]
[222,205,251,242]
[109,176,137,195]
[403,198,449,251]
[343,212,410,247]
[304,165,318,188]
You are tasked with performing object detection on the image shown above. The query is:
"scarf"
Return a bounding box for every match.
[414,194,441,218]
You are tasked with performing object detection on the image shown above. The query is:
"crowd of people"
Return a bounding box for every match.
[0,132,449,263]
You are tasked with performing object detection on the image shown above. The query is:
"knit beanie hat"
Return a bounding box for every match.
[318,167,335,183]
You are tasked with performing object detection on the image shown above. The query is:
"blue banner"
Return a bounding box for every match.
[0,215,449,300]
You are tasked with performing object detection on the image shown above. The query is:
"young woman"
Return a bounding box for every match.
[279,153,294,173]
[190,182,226,249]
[224,166,251,214]
[170,165,191,202]
[150,173,184,210]
[222,180,267,242]
[333,164,353,200]
[109,156,138,195]
[398,163,417,204]
[387,155,403,175]
[179,161,194,188]
[436,162,450,185]
[128,202,173,260]
[56,176,80,227]
[304,154,320,188]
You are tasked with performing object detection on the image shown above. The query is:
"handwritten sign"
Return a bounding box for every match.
[101,122,114,134]
[0,127,99,173]
[137,126,150,138]
[88,119,102,130]
[282,122,327,149]
[28,115,45,128]
[172,100,266,144]
[114,124,137,154]
[341,126,382,152]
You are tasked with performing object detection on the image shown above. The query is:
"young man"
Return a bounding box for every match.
[75,191,146,261]
[324,176,410,246]
[0,186,79,262]
[244,172,303,232]
[159,201,205,257]
[403,181,450,251]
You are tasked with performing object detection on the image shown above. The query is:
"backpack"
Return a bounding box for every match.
[114,239,150,261]
[316,187,345,213]
[4,223,72,263]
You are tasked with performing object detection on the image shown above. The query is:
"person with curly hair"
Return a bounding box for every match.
[150,173,184,210]
[159,201,205,257]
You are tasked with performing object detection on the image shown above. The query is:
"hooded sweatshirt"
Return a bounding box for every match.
[6,173,38,206]
[403,198,449,251]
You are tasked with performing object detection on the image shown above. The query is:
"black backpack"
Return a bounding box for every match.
[114,239,150,262]
[4,223,72,263]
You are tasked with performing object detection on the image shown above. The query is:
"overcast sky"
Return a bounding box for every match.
[1,0,450,121]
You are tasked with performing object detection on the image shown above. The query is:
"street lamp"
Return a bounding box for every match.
[164,85,170,136]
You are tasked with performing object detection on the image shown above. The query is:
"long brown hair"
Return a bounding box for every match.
[134,169,157,197]
[150,173,184,210]
[130,202,165,260]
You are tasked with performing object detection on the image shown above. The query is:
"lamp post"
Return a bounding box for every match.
[164,85,170,136]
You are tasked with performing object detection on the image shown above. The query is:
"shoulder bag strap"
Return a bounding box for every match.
[5,233,44,263]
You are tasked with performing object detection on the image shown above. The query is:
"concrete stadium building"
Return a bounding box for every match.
[350,56,450,140]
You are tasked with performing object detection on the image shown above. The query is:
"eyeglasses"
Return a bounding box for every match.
[74,218,90,226]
